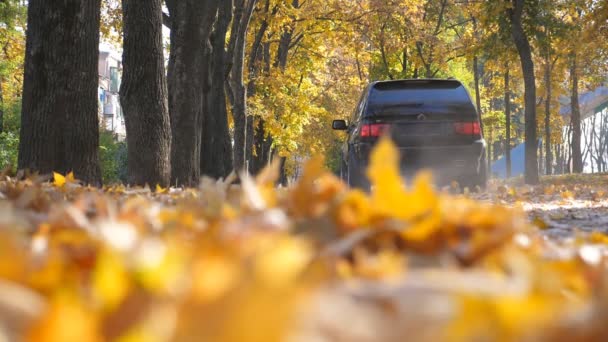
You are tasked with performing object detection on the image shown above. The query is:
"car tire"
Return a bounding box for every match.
[471,157,488,191]
[340,158,348,181]
[347,152,370,191]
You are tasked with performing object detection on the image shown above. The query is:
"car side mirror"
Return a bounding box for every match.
[332,119,348,130]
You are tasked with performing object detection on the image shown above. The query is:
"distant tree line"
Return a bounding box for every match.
[9,0,608,186]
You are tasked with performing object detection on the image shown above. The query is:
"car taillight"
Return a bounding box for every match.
[360,123,389,137]
[453,122,481,136]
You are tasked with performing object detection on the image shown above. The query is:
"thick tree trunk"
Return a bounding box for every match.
[251,39,274,175]
[251,119,273,174]
[245,114,254,170]
[544,60,552,175]
[504,68,512,178]
[509,0,539,184]
[229,0,257,173]
[278,156,288,186]
[201,0,233,179]
[274,14,296,184]
[167,0,219,186]
[18,0,101,185]
[570,54,583,173]
[120,0,171,186]
[275,23,293,70]
[244,1,270,173]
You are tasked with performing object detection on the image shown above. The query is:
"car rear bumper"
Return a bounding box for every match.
[352,140,486,184]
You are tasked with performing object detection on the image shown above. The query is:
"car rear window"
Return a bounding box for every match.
[365,80,477,117]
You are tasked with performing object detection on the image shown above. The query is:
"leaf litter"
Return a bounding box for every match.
[0,137,608,341]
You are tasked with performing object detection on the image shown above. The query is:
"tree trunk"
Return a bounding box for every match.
[251,40,274,175]
[251,119,273,174]
[570,54,583,173]
[229,0,257,173]
[245,113,254,171]
[566,122,573,173]
[473,56,484,134]
[275,23,294,70]
[245,2,271,174]
[473,56,491,173]
[509,0,539,184]
[278,156,288,186]
[504,68,511,178]
[18,0,102,185]
[167,0,219,186]
[555,144,564,175]
[544,60,552,175]
[201,0,233,179]
[120,0,171,186]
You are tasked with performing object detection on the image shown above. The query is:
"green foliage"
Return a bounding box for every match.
[0,0,26,103]
[1,98,21,132]
[99,131,127,184]
[0,131,18,171]
[0,98,21,171]
[324,138,342,176]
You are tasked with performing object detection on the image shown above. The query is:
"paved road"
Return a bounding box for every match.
[471,178,608,239]
[524,199,608,238]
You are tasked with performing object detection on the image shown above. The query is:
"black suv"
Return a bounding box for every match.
[332,79,487,190]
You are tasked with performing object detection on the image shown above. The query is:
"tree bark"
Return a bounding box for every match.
[570,54,583,173]
[251,119,273,174]
[504,68,511,178]
[201,0,233,179]
[18,0,101,185]
[379,24,394,80]
[247,1,272,175]
[120,0,171,186]
[167,0,219,186]
[473,56,484,134]
[252,40,274,174]
[508,0,539,184]
[274,0,299,184]
[544,59,552,175]
[229,0,257,173]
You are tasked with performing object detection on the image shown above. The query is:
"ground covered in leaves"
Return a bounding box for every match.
[477,174,608,238]
[1,138,608,342]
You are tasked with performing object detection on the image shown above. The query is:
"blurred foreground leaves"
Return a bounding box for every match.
[1,137,608,341]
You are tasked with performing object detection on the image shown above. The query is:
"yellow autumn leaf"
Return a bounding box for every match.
[155,184,167,194]
[66,171,75,183]
[27,294,102,342]
[53,172,66,187]
[367,137,441,230]
[53,171,76,187]
[134,240,185,295]
[352,249,406,280]
[92,250,130,312]
[367,137,409,219]
[589,231,608,244]
[561,190,574,199]
[255,236,313,289]
[192,252,240,302]
[334,189,371,233]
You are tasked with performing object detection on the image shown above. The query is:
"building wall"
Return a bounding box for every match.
[98,50,126,139]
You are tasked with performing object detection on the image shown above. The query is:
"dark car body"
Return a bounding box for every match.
[332,79,487,190]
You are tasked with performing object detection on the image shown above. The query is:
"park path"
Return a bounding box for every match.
[471,174,608,238]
